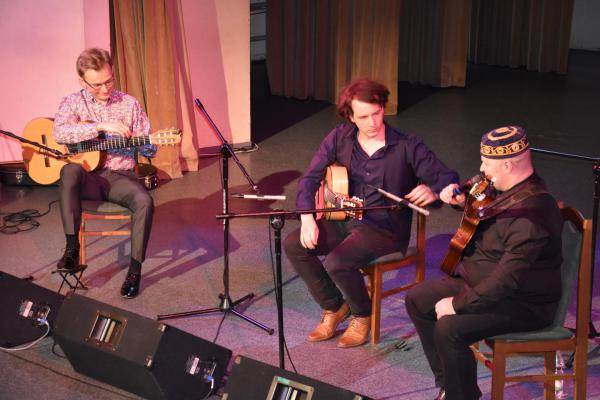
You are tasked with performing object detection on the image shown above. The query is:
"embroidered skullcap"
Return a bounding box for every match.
[480,126,529,159]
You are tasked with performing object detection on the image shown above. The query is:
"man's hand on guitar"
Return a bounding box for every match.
[405,184,437,207]
[440,184,465,206]
[300,213,319,249]
[96,122,132,138]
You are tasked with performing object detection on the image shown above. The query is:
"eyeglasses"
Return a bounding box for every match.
[83,76,115,90]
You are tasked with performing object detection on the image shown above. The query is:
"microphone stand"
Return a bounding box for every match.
[216,203,404,369]
[157,99,273,335]
[530,147,599,367]
[0,129,65,157]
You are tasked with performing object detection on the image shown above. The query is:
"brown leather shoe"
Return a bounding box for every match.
[337,315,371,348]
[307,303,350,342]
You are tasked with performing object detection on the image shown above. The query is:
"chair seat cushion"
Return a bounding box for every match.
[82,200,131,215]
[490,325,574,342]
[364,247,416,267]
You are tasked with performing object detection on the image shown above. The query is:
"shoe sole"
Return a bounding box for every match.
[336,336,369,348]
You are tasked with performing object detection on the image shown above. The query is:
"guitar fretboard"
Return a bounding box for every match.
[66,136,151,154]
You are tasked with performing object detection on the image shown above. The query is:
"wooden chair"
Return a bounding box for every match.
[79,200,132,265]
[54,201,131,294]
[470,205,592,400]
[362,211,426,344]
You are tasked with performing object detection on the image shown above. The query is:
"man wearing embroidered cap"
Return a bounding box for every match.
[405,126,563,400]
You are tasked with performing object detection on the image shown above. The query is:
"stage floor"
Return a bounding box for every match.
[1,51,599,399]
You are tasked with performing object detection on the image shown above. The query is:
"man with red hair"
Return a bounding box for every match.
[284,78,457,347]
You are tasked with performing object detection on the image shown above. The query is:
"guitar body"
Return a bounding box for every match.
[315,164,349,220]
[21,119,180,186]
[21,118,100,185]
[440,179,493,275]
[440,206,481,275]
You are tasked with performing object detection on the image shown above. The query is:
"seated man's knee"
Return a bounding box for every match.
[283,229,302,257]
[434,316,463,346]
[133,192,153,213]
[60,163,86,183]
[404,286,418,313]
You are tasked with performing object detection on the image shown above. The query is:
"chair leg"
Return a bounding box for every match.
[370,268,383,344]
[491,344,507,400]
[543,352,556,400]
[574,348,587,400]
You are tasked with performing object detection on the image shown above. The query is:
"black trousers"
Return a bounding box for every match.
[283,219,401,317]
[58,163,154,263]
[405,276,549,400]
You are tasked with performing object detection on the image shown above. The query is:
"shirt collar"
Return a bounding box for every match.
[383,122,400,146]
[351,122,399,148]
[81,88,118,105]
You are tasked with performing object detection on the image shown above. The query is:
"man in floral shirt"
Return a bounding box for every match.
[53,48,156,299]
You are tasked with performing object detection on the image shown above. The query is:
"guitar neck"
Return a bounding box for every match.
[68,135,151,154]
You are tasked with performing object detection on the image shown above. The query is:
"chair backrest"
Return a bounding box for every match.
[550,207,584,327]
[553,206,593,335]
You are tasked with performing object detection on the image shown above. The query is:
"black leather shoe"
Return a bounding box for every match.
[120,272,141,298]
[57,247,80,271]
[434,388,446,400]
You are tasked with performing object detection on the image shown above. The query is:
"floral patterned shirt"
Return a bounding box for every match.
[53,89,156,171]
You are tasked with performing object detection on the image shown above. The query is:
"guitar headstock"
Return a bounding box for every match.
[339,195,364,220]
[150,128,182,145]
[469,177,492,202]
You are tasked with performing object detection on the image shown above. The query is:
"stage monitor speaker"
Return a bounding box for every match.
[222,356,371,400]
[0,271,64,348]
[53,293,232,400]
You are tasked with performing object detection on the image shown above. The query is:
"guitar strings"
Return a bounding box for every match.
[68,135,152,154]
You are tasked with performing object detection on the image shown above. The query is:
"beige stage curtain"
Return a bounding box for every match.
[165,0,199,172]
[333,0,401,114]
[111,0,188,179]
[267,0,400,114]
[469,0,574,74]
[398,0,470,87]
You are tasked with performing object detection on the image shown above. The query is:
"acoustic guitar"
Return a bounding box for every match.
[440,177,494,275]
[21,117,181,185]
[314,164,364,220]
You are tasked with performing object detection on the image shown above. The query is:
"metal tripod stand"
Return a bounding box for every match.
[157,99,273,334]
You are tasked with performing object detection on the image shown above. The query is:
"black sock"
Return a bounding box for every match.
[66,234,79,249]
[129,259,142,275]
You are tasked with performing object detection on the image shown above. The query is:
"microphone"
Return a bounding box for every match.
[452,175,483,197]
[231,193,286,201]
[366,185,430,216]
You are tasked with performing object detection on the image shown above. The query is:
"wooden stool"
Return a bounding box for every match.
[362,212,426,344]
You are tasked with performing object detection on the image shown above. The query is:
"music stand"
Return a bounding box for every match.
[157,99,273,335]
